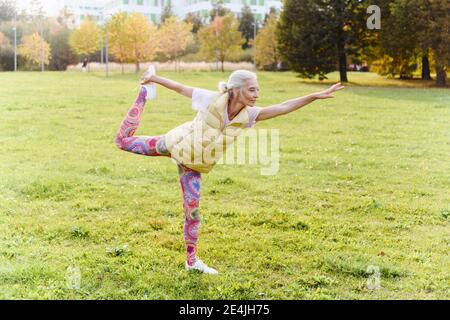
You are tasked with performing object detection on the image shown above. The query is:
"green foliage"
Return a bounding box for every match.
[238,5,255,49]
[209,0,231,23]
[277,0,373,81]
[48,26,77,71]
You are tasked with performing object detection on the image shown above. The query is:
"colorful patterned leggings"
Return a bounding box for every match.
[115,87,201,266]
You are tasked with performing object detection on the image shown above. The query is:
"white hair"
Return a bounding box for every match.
[218,70,257,98]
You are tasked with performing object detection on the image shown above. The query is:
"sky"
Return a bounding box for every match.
[14,0,107,17]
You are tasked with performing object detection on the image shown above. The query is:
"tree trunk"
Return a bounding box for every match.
[335,1,348,82]
[121,63,124,74]
[221,59,224,72]
[135,60,140,73]
[436,66,446,87]
[421,53,431,80]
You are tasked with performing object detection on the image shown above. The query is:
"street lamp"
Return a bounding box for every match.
[40,23,44,72]
[252,8,258,70]
[13,13,17,71]
[103,14,113,78]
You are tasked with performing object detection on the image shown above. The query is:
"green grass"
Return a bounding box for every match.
[0,71,449,300]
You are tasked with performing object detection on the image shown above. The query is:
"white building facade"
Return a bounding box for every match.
[65,0,283,26]
[63,0,106,27]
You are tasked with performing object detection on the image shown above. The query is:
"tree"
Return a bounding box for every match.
[198,14,244,72]
[0,31,13,70]
[426,0,450,87]
[28,0,45,21]
[48,24,77,70]
[184,12,204,34]
[159,16,193,71]
[18,32,51,68]
[127,12,159,73]
[377,0,420,79]
[107,12,132,74]
[160,4,174,25]
[277,0,372,82]
[209,0,231,22]
[377,0,449,86]
[0,0,16,22]
[69,18,101,64]
[263,7,278,25]
[254,13,279,70]
[238,5,255,49]
[0,31,10,49]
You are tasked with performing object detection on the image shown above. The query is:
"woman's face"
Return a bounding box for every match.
[234,78,259,107]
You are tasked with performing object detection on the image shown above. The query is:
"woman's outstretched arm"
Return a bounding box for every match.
[144,75,194,98]
[256,83,345,121]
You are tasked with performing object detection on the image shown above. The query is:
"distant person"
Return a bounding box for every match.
[81,58,88,72]
[114,66,344,274]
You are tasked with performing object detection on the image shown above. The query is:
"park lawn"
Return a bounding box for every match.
[0,71,449,300]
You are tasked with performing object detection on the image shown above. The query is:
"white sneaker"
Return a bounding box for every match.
[141,65,156,100]
[185,259,219,275]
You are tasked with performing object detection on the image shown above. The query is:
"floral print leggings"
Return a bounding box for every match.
[115,87,200,266]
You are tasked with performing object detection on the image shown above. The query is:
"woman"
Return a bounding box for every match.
[115,66,344,274]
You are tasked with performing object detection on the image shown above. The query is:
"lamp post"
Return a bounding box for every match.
[105,24,109,77]
[100,36,103,64]
[13,12,17,71]
[103,14,112,78]
[40,23,44,72]
[252,8,258,70]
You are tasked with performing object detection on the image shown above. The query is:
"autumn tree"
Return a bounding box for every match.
[254,13,279,70]
[107,12,132,74]
[198,14,244,72]
[18,31,51,68]
[127,12,159,73]
[158,16,193,71]
[69,18,101,65]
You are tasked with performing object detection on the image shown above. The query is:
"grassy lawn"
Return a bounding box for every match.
[0,71,449,299]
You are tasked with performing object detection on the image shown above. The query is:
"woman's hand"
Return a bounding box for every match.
[314,82,345,99]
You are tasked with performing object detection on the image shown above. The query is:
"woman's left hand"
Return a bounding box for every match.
[315,82,345,99]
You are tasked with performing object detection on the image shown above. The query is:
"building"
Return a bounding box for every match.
[63,0,106,27]
[65,0,283,26]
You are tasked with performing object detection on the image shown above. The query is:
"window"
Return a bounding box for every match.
[153,0,158,5]
[259,0,264,5]
[137,0,144,4]
[251,0,257,5]
[123,0,129,4]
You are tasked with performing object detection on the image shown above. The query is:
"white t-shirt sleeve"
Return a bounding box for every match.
[192,87,216,112]
[247,106,262,128]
